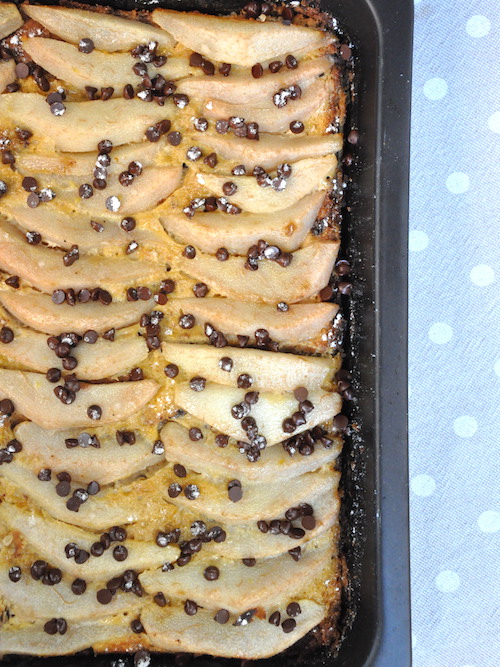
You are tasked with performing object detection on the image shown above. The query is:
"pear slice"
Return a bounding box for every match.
[0,503,178,581]
[0,570,141,621]
[140,535,329,613]
[15,140,163,177]
[14,421,161,485]
[205,490,339,560]
[152,9,328,67]
[195,133,342,172]
[0,290,153,336]
[199,156,335,213]
[0,60,15,93]
[2,198,165,251]
[168,467,334,524]
[23,4,174,52]
[0,617,133,657]
[48,165,182,217]
[0,94,174,152]
[23,37,193,90]
[0,326,148,379]
[179,241,339,304]
[0,3,22,40]
[204,78,333,133]
[142,598,326,659]
[203,79,334,133]
[177,56,330,105]
[0,369,158,429]
[172,298,338,345]
[160,191,324,254]
[160,422,340,484]
[174,382,341,446]
[162,343,333,391]
[1,461,149,530]
[0,220,165,293]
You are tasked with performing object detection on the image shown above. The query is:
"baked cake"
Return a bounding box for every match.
[0,1,349,660]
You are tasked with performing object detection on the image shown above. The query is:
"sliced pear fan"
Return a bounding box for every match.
[177,57,331,105]
[161,422,341,484]
[179,241,339,304]
[168,468,335,524]
[142,599,326,659]
[200,156,335,213]
[0,290,153,336]
[22,38,193,90]
[23,4,175,52]
[152,9,330,67]
[15,421,162,485]
[0,220,165,293]
[0,60,15,93]
[140,535,329,613]
[0,369,158,429]
[162,343,334,391]
[0,3,22,40]
[203,78,333,133]
[0,94,174,152]
[195,133,342,172]
[2,198,166,252]
[0,325,148,379]
[0,571,141,621]
[15,141,163,177]
[0,503,178,581]
[0,617,134,657]
[160,191,324,255]
[174,382,341,446]
[205,490,340,559]
[1,462,149,530]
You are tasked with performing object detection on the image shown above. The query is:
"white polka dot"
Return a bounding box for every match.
[477,510,500,533]
[453,415,478,438]
[409,229,429,252]
[446,172,470,194]
[411,474,436,497]
[494,358,500,378]
[470,264,495,286]
[435,570,461,593]
[488,111,500,134]
[423,77,448,100]
[466,15,491,38]
[428,322,453,344]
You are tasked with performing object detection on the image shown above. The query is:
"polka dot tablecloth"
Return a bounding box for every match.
[409,1,499,665]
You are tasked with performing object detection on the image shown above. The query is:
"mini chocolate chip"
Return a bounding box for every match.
[154,591,167,607]
[204,565,219,581]
[215,434,229,448]
[8,566,22,582]
[237,373,253,389]
[189,376,206,392]
[78,183,93,199]
[131,619,144,634]
[251,63,263,78]
[168,482,182,498]
[55,480,71,497]
[0,326,14,344]
[222,181,237,196]
[71,578,86,595]
[282,618,297,633]
[87,481,100,495]
[5,275,19,288]
[113,545,128,561]
[215,119,229,135]
[269,610,281,626]
[215,608,230,624]
[87,404,102,420]
[286,602,302,617]
[348,129,359,145]
[164,363,179,378]
[26,192,40,208]
[78,38,94,53]
[97,588,113,604]
[302,515,316,530]
[189,427,203,441]
[123,84,134,99]
[269,60,283,73]
[179,314,195,329]
[184,599,198,615]
[173,93,189,108]
[257,520,269,533]
[184,484,200,500]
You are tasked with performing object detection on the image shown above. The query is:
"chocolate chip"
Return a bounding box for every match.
[26,192,40,208]
[131,619,144,634]
[269,60,283,73]
[285,54,298,69]
[0,398,14,415]
[257,520,269,533]
[237,373,253,389]
[215,119,229,135]
[15,61,30,78]
[71,578,86,595]
[178,313,195,329]
[55,480,71,497]
[184,599,198,615]
[8,566,21,582]
[251,63,263,78]
[286,602,302,617]
[0,326,14,344]
[222,181,237,196]
[215,434,229,448]
[184,484,200,500]
[30,560,47,580]
[348,129,359,145]
[282,618,297,633]
[204,566,219,581]
[123,83,134,99]
[113,545,128,561]
[91,541,104,557]
[301,515,316,531]
[199,154,218,173]
[154,592,167,607]
[188,427,203,442]
[168,482,182,498]
[173,93,189,108]
[201,59,215,76]
[78,38,94,53]
[189,376,206,392]
[2,151,15,166]
[4,275,19,288]
[87,481,100,495]
[214,608,230,624]
[87,404,102,420]
[97,588,113,604]
[37,468,52,481]
[268,611,281,626]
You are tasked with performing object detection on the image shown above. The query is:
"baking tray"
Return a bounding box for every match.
[2,0,412,665]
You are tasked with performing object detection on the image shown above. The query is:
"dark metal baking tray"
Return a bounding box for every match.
[2,0,412,665]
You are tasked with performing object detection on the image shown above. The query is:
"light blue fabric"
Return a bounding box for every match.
[409,1,500,665]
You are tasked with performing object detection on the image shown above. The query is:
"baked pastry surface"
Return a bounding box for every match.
[0,2,346,660]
